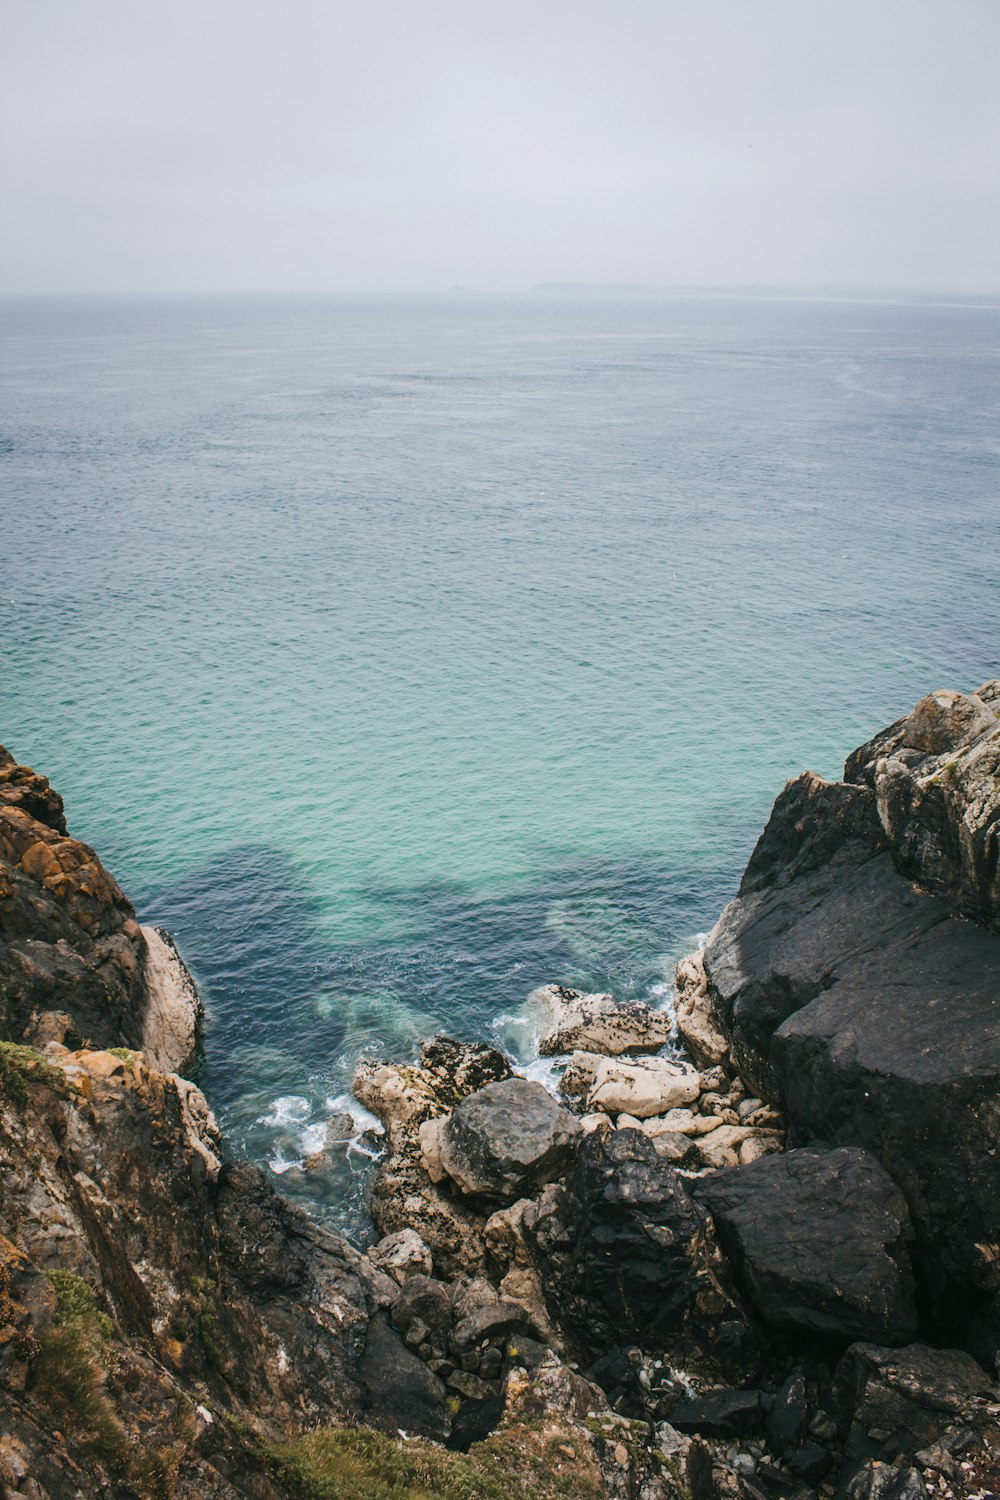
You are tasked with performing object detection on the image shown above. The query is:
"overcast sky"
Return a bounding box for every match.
[1,0,998,295]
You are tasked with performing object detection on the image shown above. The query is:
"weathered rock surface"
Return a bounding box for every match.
[674,951,730,1068]
[693,686,1000,1357]
[584,1054,703,1118]
[524,1129,756,1373]
[835,1341,996,1460]
[695,1147,917,1343]
[531,982,672,1056]
[429,1076,582,1200]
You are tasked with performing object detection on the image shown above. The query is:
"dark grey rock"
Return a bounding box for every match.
[698,731,1000,1357]
[843,1460,929,1500]
[696,1147,916,1343]
[767,1371,809,1452]
[438,1076,582,1199]
[835,1341,995,1460]
[358,1314,451,1442]
[524,1128,757,1374]
[451,1299,539,1351]
[785,1442,833,1485]
[670,1388,763,1437]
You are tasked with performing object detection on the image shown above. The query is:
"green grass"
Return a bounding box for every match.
[269,1423,601,1500]
[0,1042,73,1108]
[46,1269,115,1339]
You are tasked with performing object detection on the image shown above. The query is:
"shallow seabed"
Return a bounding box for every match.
[2,291,997,1235]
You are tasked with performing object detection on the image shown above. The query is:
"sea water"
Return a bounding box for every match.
[2,292,997,1236]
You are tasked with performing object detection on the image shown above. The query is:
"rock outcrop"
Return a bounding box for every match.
[691,684,1000,1360]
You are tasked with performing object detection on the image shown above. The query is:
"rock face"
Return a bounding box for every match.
[695,1147,917,1343]
[693,684,1000,1358]
[427,1077,582,1200]
[0,745,201,1073]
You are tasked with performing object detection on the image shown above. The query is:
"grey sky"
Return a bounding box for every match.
[1,0,998,294]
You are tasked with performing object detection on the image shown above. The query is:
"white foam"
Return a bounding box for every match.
[299,1122,327,1156]
[516,1054,565,1094]
[327,1092,384,1138]
[258,1094,311,1128]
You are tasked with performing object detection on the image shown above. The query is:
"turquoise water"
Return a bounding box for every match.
[2,292,998,1235]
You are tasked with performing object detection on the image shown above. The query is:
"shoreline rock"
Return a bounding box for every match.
[4,688,1000,1499]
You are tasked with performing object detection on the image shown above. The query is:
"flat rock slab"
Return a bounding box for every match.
[436,1077,582,1200]
[585,1056,702,1118]
[531,983,672,1057]
[695,1146,917,1344]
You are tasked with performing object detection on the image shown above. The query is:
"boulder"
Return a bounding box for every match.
[524,1128,756,1373]
[674,950,730,1067]
[369,1228,433,1285]
[434,1077,582,1200]
[585,1055,702,1118]
[669,1387,763,1438]
[695,1147,917,1343]
[835,1341,995,1460]
[530,983,671,1056]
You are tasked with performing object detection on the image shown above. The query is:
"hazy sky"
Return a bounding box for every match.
[1,0,998,294]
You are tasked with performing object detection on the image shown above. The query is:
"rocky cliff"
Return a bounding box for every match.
[2,690,999,1500]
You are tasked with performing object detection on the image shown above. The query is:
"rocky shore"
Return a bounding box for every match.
[1,686,999,1498]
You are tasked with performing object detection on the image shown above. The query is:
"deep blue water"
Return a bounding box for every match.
[2,292,997,1236]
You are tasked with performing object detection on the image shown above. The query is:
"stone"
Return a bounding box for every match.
[843,1460,930,1500]
[766,1371,809,1452]
[645,1108,721,1137]
[695,1147,917,1343]
[835,1341,995,1459]
[674,950,731,1067]
[530,983,672,1057]
[669,1388,763,1438]
[738,1131,784,1165]
[436,1077,582,1200]
[451,1300,540,1351]
[559,1050,605,1102]
[649,1130,699,1166]
[448,1275,498,1322]
[324,1110,356,1145]
[358,1314,451,1442]
[390,1274,451,1336]
[585,1055,702,1118]
[784,1442,833,1485]
[139,923,203,1076]
[369,1228,433,1285]
[524,1128,756,1374]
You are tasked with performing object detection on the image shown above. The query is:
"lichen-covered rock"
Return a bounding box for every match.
[585,1055,702,1118]
[674,950,730,1067]
[369,1227,433,1284]
[530,982,672,1057]
[695,1147,917,1343]
[434,1077,582,1200]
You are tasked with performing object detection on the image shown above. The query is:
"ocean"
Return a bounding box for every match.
[2,290,997,1237]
